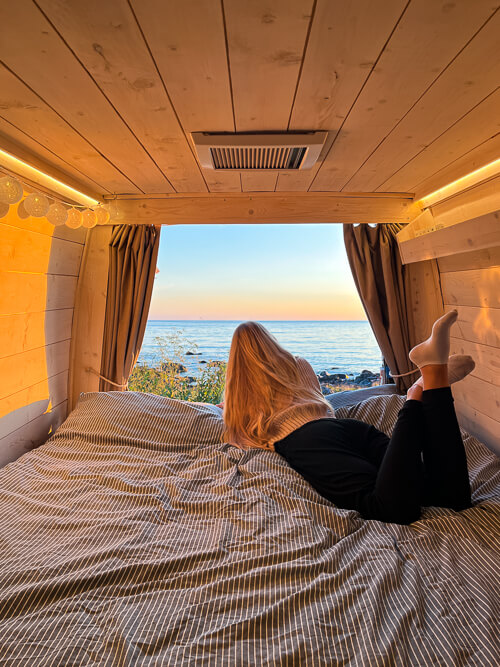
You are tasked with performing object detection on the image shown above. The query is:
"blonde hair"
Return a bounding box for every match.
[223,321,333,450]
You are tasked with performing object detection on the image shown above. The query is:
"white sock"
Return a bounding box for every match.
[415,354,475,387]
[409,310,458,368]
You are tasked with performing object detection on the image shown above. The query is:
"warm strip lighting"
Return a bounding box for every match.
[0,147,100,207]
[419,157,500,208]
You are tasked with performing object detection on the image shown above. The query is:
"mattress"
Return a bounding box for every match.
[0,391,499,666]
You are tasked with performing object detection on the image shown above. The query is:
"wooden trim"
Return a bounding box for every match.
[69,226,112,411]
[441,267,500,309]
[430,174,500,227]
[104,193,419,225]
[438,245,500,273]
[397,211,500,264]
[102,191,414,200]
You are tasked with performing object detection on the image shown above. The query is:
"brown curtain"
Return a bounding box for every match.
[99,224,160,391]
[343,223,415,393]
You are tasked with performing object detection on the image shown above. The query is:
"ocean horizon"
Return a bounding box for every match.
[138,320,382,378]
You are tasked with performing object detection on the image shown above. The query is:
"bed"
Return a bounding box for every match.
[0,390,499,666]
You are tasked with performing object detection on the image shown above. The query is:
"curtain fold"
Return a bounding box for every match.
[343,223,415,393]
[99,224,160,392]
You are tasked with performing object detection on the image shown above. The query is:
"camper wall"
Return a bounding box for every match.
[440,246,500,454]
[0,199,86,467]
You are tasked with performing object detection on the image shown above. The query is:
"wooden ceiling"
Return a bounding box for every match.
[0,0,499,199]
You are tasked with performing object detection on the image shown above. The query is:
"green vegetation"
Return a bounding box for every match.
[128,331,226,404]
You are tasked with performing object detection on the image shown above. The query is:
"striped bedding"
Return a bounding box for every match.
[0,391,499,666]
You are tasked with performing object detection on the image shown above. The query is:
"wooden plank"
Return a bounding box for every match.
[310,0,497,192]
[438,245,500,273]
[413,132,500,202]
[0,310,73,359]
[405,260,443,349]
[69,226,112,410]
[454,398,500,456]
[451,375,500,431]
[278,0,405,192]
[431,175,500,227]
[0,0,169,193]
[108,193,418,225]
[347,10,500,191]
[36,0,210,194]
[0,400,67,468]
[223,0,313,192]
[445,304,500,349]
[131,0,240,193]
[0,222,83,275]
[0,340,71,401]
[1,198,87,244]
[450,337,500,386]
[0,273,78,314]
[440,267,500,309]
[0,370,68,438]
[0,67,135,194]
[398,212,500,264]
[380,89,500,193]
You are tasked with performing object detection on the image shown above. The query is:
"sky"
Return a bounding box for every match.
[149,223,367,321]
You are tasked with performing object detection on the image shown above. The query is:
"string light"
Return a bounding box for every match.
[0,168,114,229]
[0,175,24,204]
[24,192,50,217]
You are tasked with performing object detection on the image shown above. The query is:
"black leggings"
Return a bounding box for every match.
[274,387,471,524]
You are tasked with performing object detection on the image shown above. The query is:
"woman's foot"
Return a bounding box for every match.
[409,310,458,368]
[415,354,475,388]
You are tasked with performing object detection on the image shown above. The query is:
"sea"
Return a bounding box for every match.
[138,320,382,379]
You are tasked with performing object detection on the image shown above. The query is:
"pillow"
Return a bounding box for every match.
[52,391,225,451]
[326,384,399,412]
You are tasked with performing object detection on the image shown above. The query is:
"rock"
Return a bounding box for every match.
[321,386,332,395]
[185,351,201,355]
[160,362,187,373]
[200,360,207,364]
[207,360,225,367]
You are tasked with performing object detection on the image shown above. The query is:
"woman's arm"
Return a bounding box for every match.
[296,356,321,392]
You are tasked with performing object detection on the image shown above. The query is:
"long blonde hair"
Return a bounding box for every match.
[223,321,333,450]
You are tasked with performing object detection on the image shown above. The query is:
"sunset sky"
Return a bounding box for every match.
[149,223,367,321]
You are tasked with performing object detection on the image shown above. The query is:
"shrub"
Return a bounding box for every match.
[128,331,226,404]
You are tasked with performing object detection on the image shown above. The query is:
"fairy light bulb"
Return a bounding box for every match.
[66,208,83,228]
[108,199,124,222]
[46,202,68,226]
[0,175,24,204]
[82,208,97,228]
[95,206,110,225]
[0,201,10,218]
[24,193,50,217]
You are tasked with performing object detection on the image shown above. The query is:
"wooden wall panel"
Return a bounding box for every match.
[0,199,84,466]
[438,240,500,454]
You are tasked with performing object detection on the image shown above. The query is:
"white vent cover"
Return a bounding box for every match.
[192,132,327,171]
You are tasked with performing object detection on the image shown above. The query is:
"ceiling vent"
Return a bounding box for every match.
[192,132,327,171]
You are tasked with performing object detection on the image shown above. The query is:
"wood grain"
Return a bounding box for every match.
[131,0,240,193]
[108,193,418,225]
[347,9,500,191]
[430,175,500,227]
[69,226,112,411]
[0,340,71,401]
[0,273,78,314]
[450,337,500,386]
[452,375,500,429]
[0,222,83,275]
[0,0,169,192]
[438,245,500,273]
[441,267,500,309]
[0,310,73,359]
[398,212,500,264]
[36,0,210,193]
[311,0,497,192]
[445,305,500,349]
[380,89,500,193]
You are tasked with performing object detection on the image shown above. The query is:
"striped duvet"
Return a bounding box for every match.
[0,391,499,666]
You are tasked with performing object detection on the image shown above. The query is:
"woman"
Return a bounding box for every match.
[220,313,474,525]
